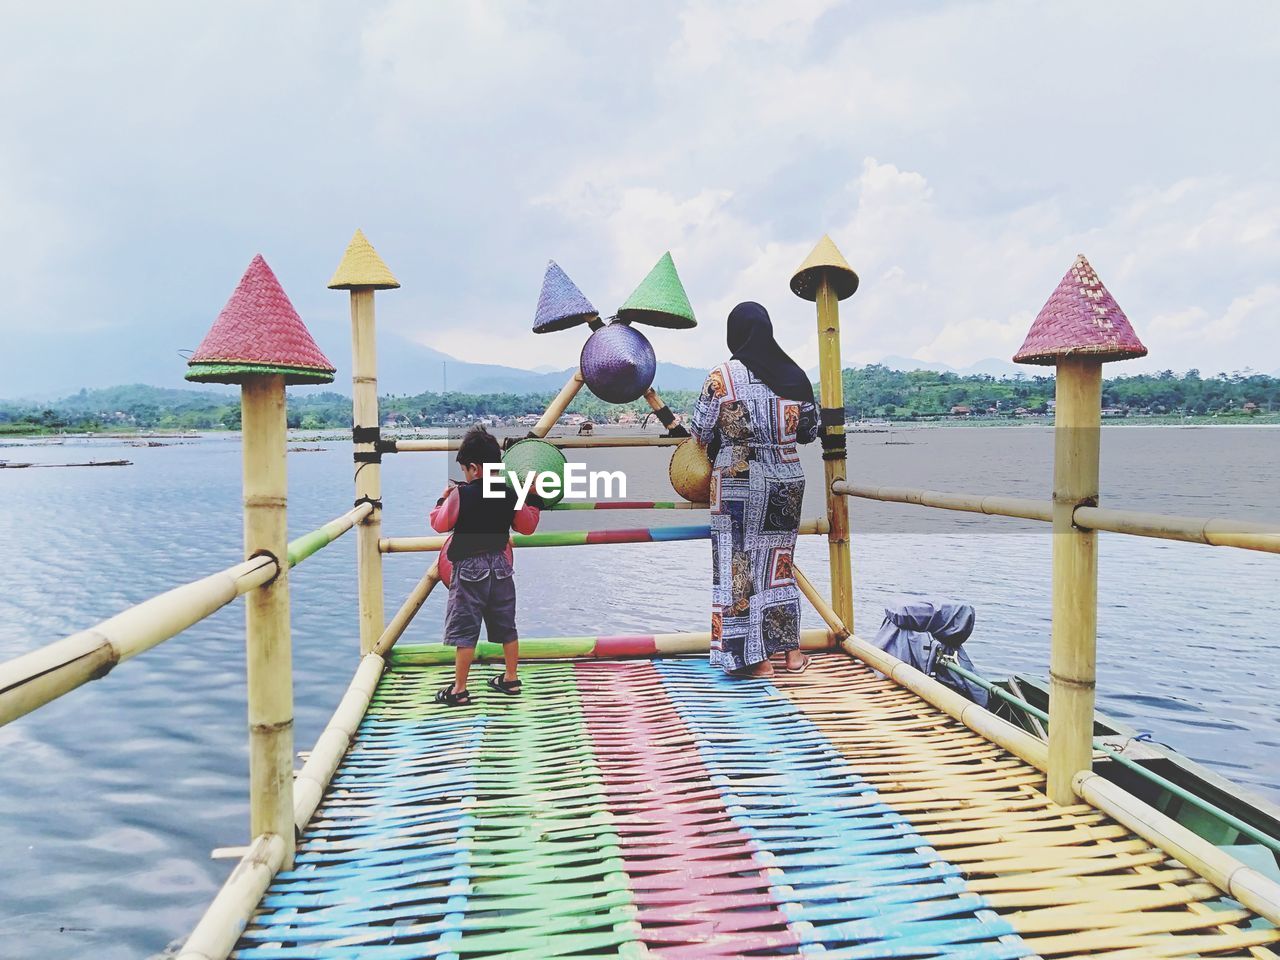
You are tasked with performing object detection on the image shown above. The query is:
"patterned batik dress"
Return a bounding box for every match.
[691,359,819,673]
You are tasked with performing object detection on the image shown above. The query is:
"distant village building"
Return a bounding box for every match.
[1243,401,1259,413]
[949,405,972,416]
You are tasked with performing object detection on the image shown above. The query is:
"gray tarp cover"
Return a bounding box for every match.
[870,600,989,708]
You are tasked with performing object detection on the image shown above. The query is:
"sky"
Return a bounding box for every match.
[2,0,1278,399]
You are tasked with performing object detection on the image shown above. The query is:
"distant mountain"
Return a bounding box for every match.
[370,334,709,396]
[875,355,1025,378]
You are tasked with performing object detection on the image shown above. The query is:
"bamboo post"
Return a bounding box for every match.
[240,374,295,867]
[350,288,384,655]
[1012,254,1148,805]
[816,275,853,630]
[328,230,400,655]
[530,369,586,438]
[643,387,689,436]
[185,254,337,871]
[1047,358,1102,804]
[790,236,859,632]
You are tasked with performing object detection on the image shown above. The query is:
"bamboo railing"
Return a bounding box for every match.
[379,518,830,554]
[0,504,370,727]
[832,480,1280,553]
[391,434,686,452]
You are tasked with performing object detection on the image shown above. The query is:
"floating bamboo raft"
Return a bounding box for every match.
[224,651,1278,959]
[2,233,1277,959]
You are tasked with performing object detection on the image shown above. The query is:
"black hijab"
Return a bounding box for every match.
[727,302,814,403]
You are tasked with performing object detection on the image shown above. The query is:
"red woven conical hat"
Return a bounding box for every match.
[1013,255,1146,365]
[187,255,335,384]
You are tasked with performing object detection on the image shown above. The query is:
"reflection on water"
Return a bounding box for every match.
[0,426,1277,958]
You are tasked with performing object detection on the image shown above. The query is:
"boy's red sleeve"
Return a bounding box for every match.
[429,489,459,532]
[512,504,541,535]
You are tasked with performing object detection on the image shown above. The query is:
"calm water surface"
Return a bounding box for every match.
[1,426,1277,958]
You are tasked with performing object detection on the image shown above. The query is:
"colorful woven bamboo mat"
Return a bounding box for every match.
[232,655,1278,959]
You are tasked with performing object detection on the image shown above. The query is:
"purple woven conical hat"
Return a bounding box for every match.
[533,260,598,333]
[580,321,657,404]
[1014,255,1147,365]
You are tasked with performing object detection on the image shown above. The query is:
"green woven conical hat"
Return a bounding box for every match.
[617,252,696,329]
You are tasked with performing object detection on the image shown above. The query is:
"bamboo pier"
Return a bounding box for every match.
[1,238,1278,959]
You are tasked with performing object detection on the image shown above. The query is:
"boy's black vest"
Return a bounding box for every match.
[446,479,521,561]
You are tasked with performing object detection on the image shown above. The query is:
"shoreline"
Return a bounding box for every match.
[4,417,1280,441]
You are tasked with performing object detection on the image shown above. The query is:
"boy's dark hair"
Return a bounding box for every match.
[456,425,502,468]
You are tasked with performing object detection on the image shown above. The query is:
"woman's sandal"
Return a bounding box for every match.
[487,675,522,696]
[434,683,472,707]
[784,654,811,674]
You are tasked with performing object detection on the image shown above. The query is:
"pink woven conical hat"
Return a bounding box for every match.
[1013,255,1146,365]
[187,255,335,384]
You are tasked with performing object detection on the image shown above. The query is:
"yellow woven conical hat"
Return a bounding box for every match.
[790,234,859,302]
[328,229,400,290]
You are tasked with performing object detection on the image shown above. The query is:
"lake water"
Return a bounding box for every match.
[1,425,1278,959]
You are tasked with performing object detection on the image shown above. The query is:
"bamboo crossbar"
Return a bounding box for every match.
[947,658,1280,856]
[391,628,835,664]
[1073,771,1280,926]
[286,502,372,567]
[835,479,1280,554]
[379,518,829,553]
[792,568,1280,926]
[0,555,277,727]
[549,500,708,510]
[833,480,1053,522]
[0,504,368,729]
[372,564,440,657]
[293,651,386,830]
[176,832,286,960]
[843,645,1280,922]
[1073,505,1280,554]
[391,434,686,452]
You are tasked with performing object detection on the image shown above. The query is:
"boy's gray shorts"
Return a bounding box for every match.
[443,552,518,649]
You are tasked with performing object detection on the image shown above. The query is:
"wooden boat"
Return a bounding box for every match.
[991,672,1280,878]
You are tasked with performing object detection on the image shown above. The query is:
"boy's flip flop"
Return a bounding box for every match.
[487,675,522,696]
[434,683,472,707]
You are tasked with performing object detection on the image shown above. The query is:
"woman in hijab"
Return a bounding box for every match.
[691,302,820,677]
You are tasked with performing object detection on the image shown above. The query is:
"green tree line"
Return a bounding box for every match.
[2,368,1276,435]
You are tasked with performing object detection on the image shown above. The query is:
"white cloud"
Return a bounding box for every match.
[2,0,1279,394]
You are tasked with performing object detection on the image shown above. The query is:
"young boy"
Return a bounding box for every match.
[429,425,541,706]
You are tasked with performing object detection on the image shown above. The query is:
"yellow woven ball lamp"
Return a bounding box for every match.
[668,439,712,502]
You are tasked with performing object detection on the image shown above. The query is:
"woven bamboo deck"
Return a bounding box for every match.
[233,653,1279,959]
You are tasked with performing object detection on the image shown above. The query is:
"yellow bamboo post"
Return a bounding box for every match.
[328,230,400,655]
[1047,357,1102,804]
[185,254,338,870]
[643,386,690,436]
[1012,254,1148,804]
[240,374,295,865]
[790,235,860,632]
[531,369,586,438]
